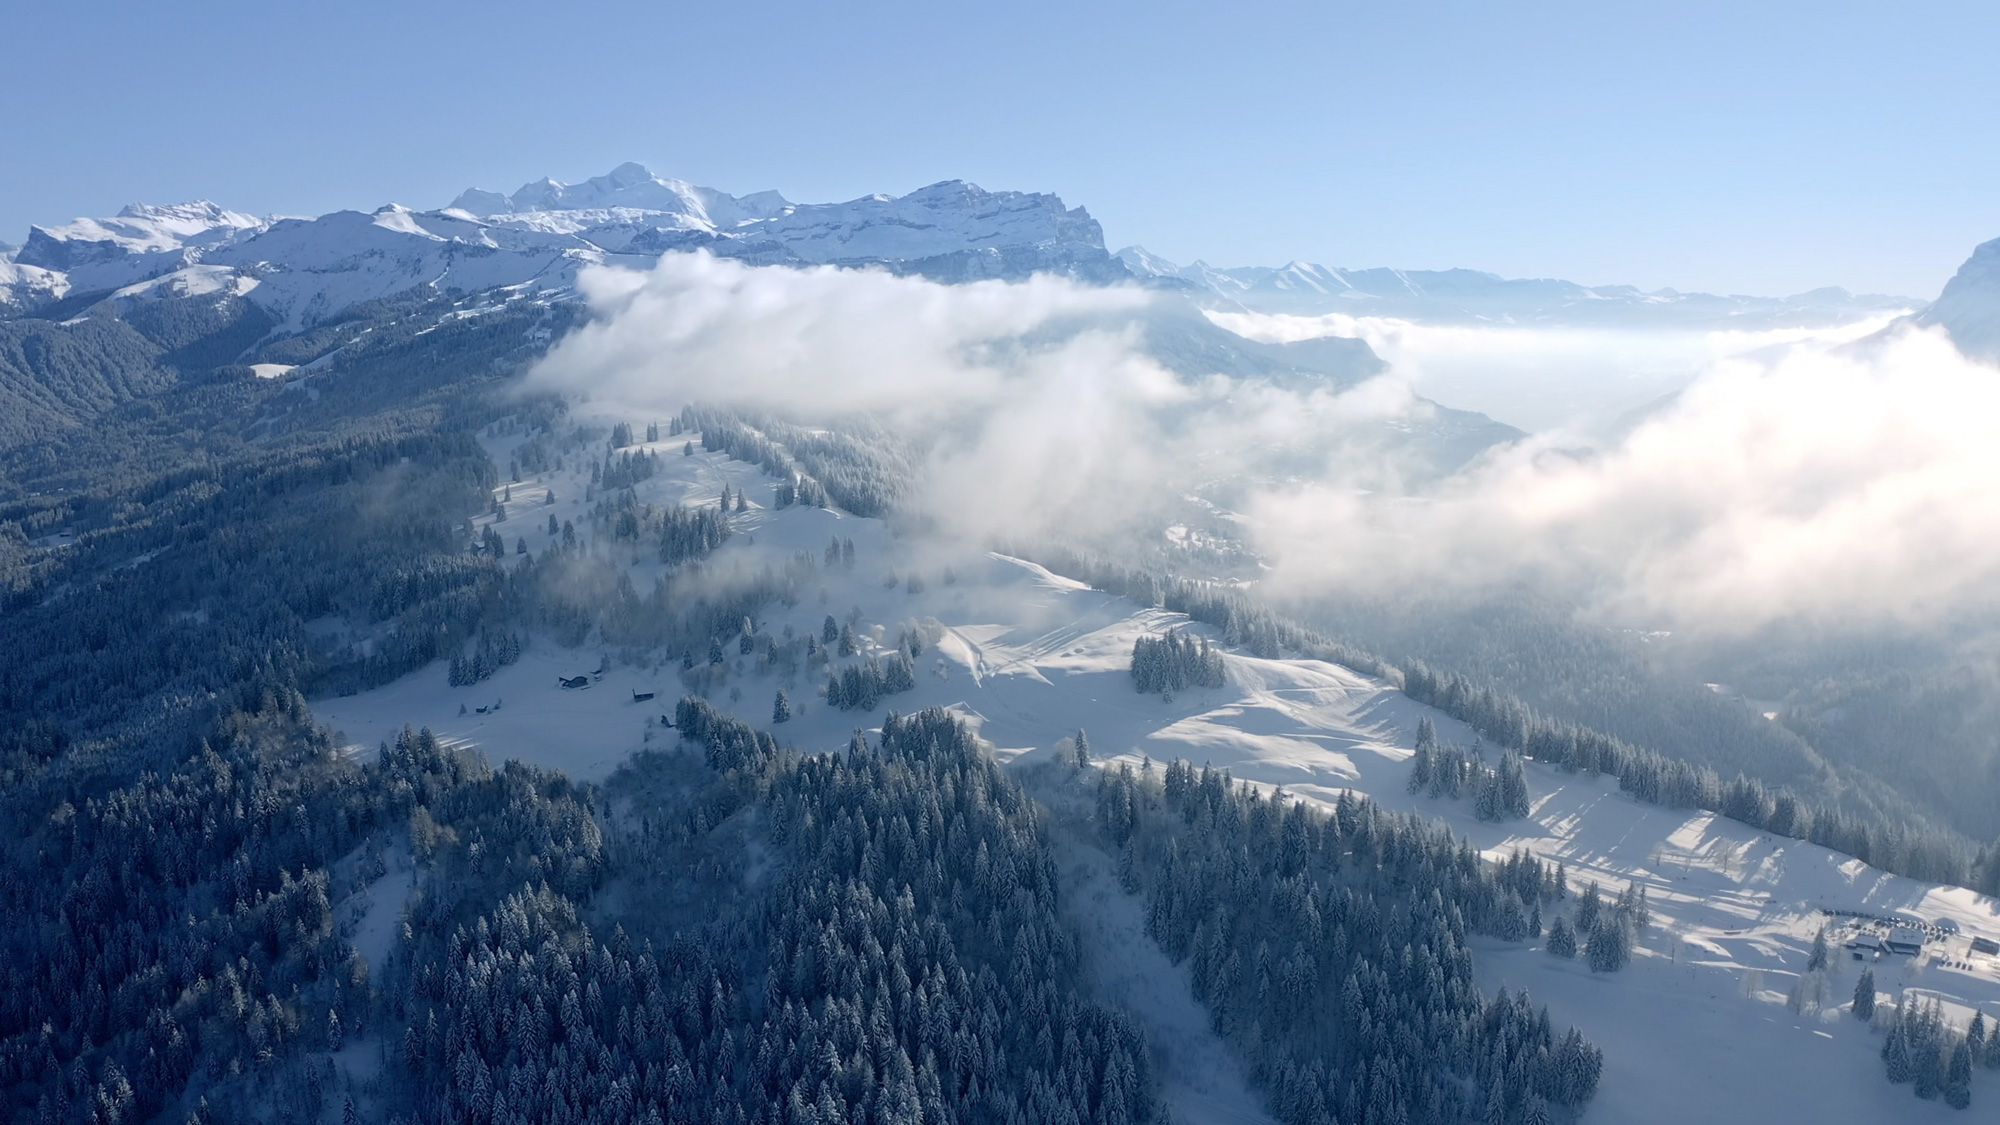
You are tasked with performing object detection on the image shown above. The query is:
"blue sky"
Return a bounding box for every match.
[3,1,1995,297]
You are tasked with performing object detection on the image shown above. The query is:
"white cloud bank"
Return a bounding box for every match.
[1208,307,1910,435]
[1251,324,2000,630]
[531,253,2000,633]
[531,254,1201,544]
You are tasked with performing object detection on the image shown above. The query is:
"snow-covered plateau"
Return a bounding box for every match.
[310,416,2000,1125]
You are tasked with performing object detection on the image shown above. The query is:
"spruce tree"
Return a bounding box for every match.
[1499,749,1531,818]
[1587,916,1630,972]
[1944,1041,1972,1109]
[1884,1013,1913,1084]
[773,689,791,724]
[1407,740,1433,795]
[1853,968,1876,1021]
[1464,760,1496,812]
[1547,916,1576,959]
[1576,883,1601,935]
[1914,1017,1942,1099]
[1807,926,1829,972]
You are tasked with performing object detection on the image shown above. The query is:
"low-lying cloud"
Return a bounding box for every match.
[531,252,2000,634]
[536,254,1202,544]
[1208,307,1909,436]
[1251,323,2000,630]
[543,250,1148,420]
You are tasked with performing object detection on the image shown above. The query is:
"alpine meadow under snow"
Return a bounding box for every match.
[4,160,2000,1125]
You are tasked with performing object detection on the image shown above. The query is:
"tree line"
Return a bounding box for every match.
[1402,662,2000,891]
[1091,757,1602,1125]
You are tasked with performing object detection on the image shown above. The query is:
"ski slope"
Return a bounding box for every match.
[309,419,2000,1123]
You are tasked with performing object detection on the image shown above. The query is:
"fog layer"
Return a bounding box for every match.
[531,253,2000,634]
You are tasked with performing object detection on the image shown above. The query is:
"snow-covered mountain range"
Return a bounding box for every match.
[0,164,1125,329]
[1116,245,1921,328]
[1,161,1958,339]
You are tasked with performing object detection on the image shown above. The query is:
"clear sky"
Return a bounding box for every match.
[3,1,1995,298]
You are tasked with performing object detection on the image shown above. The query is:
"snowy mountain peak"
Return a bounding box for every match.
[2,167,1132,328]
[113,200,257,227]
[449,163,794,230]
[5,167,1926,336]
[17,200,265,271]
[1915,235,2000,361]
[1114,245,1183,277]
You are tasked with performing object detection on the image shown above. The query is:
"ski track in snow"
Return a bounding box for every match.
[308,416,2000,1124]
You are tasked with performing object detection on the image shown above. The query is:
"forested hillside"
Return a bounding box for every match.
[1,274,1990,1124]
[1088,758,1602,1125]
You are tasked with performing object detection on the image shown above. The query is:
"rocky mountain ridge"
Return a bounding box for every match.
[0,164,1127,328]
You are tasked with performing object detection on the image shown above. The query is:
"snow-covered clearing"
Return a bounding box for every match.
[307,416,2000,1122]
[1029,771,1277,1125]
[337,844,415,981]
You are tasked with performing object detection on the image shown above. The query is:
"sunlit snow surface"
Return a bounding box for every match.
[311,424,2000,1124]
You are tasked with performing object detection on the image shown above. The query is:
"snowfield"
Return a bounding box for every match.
[309,419,2000,1123]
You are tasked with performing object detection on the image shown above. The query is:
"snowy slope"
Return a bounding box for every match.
[310,415,2000,1124]
[1,201,271,310]
[1116,245,1922,328]
[0,255,67,308]
[17,200,265,267]
[1914,235,2000,362]
[199,205,608,331]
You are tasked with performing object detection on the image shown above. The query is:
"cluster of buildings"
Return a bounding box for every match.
[1826,908,2000,964]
